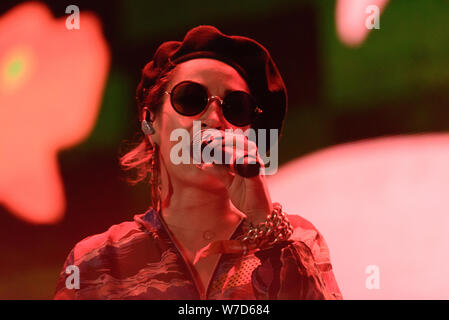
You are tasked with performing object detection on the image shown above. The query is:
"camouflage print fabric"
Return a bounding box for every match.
[54,208,342,300]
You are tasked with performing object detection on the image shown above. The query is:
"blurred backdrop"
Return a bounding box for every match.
[1,0,449,299]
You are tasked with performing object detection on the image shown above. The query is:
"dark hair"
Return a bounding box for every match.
[118,64,176,185]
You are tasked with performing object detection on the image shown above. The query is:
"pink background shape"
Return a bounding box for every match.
[268,133,449,299]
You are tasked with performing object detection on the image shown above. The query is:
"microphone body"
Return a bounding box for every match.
[191,129,261,178]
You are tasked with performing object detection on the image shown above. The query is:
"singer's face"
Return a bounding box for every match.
[154,58,251,189]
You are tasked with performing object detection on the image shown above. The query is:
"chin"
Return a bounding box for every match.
[187,167,228,191]
[168,163,223,189]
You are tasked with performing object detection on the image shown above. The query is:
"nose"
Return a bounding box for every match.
[201,98,226,130]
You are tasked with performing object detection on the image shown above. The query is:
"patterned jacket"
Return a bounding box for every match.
[54,208,342,300]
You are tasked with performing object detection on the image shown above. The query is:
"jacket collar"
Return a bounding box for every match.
[134,207,162,236]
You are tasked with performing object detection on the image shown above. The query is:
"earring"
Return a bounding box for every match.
[141,120,155,135]
[150,144,161,212]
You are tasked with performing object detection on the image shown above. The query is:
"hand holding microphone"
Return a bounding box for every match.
[191,128,273,228]
[191,129,262,178]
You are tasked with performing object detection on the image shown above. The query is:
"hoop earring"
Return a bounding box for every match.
[150,143,161,212]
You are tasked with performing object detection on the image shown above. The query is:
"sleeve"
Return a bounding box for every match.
[53,231,106,300]
[252,215,343,300]
[53,220,146,300]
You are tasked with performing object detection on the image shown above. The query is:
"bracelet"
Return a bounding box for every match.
[241,203,293,250]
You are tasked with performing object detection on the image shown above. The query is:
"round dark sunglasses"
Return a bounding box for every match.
[165,80,262,127]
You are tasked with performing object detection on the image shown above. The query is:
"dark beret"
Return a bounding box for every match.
[136,25,288,139]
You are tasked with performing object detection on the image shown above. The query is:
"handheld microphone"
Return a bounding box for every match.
[191,129,261,178]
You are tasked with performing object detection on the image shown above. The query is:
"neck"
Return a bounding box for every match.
[161,182,242,230]
[157,157,243,231]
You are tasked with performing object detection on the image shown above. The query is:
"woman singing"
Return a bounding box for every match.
[54,25,342,300]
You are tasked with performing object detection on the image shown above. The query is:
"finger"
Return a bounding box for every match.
[200,130,258,154]
[199,139,231,165]
[220,132,257,151]
[203,136,258,163]
[197,161,235,187]
[223,133,259,162]
[203,142,252,167]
